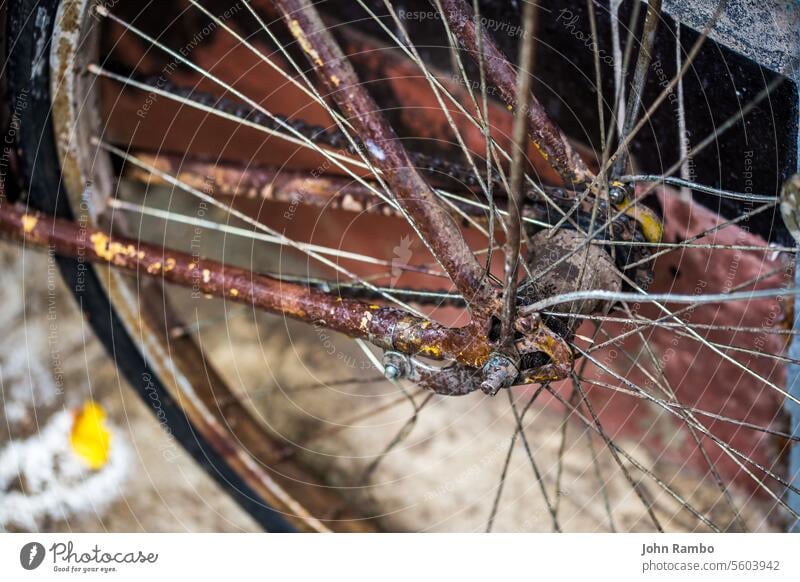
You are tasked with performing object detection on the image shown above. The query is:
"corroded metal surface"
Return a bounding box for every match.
[127,152,393,215]
[122,151,613,227]
[0,203,494,367]
[526,229,622,318]
[438,0,594,188]
[0,198,592,389]
[271,0,501,322]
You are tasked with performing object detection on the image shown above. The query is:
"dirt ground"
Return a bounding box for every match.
[0,243,258,532]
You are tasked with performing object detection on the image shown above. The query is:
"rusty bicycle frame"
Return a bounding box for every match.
[9,0,798,534]
[0,0,597,395]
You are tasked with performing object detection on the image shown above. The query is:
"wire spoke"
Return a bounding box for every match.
[485,384,546,532]
[74,0,799,533]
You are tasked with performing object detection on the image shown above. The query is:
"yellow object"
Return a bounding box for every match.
[616,198,663,244]
[21,214,39,234]
[607,181,663,243]
[70,402,111,470]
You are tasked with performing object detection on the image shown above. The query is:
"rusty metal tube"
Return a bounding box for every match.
[269,0,500,320]
[438,0,594,187]
[0,202,492,367]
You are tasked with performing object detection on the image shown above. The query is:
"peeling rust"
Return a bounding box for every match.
[0,203,494,368]
[438,0,594,188]
[271,0,501,322]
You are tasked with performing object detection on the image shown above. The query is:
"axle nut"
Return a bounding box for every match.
[384,364,401,380]
[382,351,407,380]
[480,353,519,396]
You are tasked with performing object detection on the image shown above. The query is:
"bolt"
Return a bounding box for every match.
[480,353,519,396]
[608,183,628,205]
[384,363,401,380]
[480,376,505,396]
[516,313,541,333]
[382,351,407,380]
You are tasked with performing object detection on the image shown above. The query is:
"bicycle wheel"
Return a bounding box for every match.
[6,0,370,532]
[6,0,800,532]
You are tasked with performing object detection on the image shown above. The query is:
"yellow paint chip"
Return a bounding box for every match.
[70,401,111,470]
[90,232,112,260]
[21,214,38,234]
[421,344,442,358]
[288,19,324,67]
[90,232,139,263]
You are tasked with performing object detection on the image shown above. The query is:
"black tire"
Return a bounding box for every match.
[4,0,293,532]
